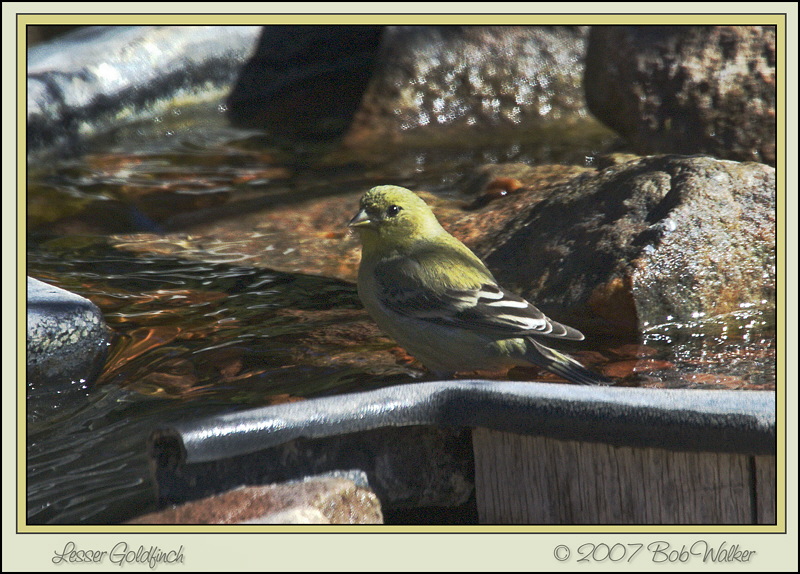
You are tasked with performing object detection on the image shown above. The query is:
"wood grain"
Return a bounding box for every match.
[754,454,777,524]
[473,428,774,524]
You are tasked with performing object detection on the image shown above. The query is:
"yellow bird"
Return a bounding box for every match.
[349,185,610,385]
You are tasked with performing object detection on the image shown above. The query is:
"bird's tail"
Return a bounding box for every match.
[526,337,612,386]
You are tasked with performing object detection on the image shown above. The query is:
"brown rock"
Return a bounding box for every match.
[127,477,383,525]
[584,26,776,165]
[476,155,775,337]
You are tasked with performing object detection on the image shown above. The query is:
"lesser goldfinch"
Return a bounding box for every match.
[348,185,610,385]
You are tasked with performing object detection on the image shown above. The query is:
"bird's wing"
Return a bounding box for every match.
[525,337,611,385]
[373,249,584,341]
[442,283,585,340]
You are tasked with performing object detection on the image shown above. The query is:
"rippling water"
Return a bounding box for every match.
[25,106,774,524]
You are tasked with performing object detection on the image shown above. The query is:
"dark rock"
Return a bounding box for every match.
[345,25,596,145]
[477,155,775,336]
[226,25,383,139]
[128,476,383,524]
[27,25,85,47]
[27,277,110,419]
[584,26,776,165]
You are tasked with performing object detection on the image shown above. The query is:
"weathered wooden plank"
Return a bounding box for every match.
[473,428,769,524]
[754,454,777,524]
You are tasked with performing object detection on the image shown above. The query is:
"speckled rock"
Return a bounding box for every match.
[27,277,110,418]
[345,25,597,145]
[584,26,776,165]
[128,476,383,524]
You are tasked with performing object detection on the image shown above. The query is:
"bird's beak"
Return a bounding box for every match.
[348,209,374,229]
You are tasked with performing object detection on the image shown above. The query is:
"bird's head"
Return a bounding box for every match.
[348,185,445,252]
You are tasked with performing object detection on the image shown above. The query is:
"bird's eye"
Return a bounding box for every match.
[386,205,402,217]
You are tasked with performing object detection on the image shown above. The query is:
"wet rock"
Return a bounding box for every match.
[226,25,383,139]
[27,277,110,419]
[475,155,775,337]
[27,25,262,158]
[345,25,597,145]
[584,26,776,165]
[128,476,383,524]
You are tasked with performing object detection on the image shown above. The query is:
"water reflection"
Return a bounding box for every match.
[28,238,415,404]
[26,237,419,524]
[642,309,776,389]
